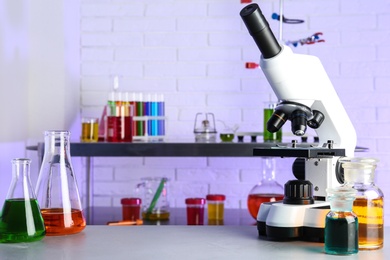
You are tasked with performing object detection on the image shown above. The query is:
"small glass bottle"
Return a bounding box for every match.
[35,130,86,236]
[325,187,358,255]
[121,198,142,221]
[0,159,46,243]
[206,194,225,225]
[247,157,284,219]
[185,198,206,225]
[340,157,384,250]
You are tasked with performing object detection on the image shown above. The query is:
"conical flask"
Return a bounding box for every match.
[35,130,86,236]
[0,158,46,243]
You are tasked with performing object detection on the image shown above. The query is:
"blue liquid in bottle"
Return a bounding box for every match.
[324,187,358,255]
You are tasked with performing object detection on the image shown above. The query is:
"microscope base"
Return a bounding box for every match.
[256,201,330,242]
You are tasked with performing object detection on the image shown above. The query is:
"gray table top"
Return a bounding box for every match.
[0,226,387,259]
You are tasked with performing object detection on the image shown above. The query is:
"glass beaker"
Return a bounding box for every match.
[0,158,46,243]
[325,186,358,255]
[137,177,170,220]
[35,130,86,236]
[340,157,384,250]
[247,157,284,219]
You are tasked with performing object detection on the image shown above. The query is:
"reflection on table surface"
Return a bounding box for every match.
[87,207,256,226]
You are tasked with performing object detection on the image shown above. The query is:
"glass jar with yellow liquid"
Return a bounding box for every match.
[340,157,384,250]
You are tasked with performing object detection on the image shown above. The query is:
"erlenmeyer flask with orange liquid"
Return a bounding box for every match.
[35,130,86,235]
[247,157,284,219]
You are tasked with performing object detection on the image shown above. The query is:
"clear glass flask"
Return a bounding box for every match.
[35,130,86,236]
[324,187,358,255]
[247,157,284,219]
[0,158,46,243]
[340,157,384,250]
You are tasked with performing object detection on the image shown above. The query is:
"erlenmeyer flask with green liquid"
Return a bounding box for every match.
[0,158,46,243]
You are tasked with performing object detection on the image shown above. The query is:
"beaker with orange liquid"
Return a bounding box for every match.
[247,157,284,220]
[35,130,86,236]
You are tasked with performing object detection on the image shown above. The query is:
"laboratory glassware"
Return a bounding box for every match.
[247,157,284,219]
[35,130,86,236]
[0,158,45,243]
[324,186,358,255]
[341,157,384,250]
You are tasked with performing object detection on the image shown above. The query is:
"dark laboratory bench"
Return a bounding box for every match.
[87,207,256,226]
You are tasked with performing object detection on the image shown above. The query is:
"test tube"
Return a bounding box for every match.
[158,93,165,136]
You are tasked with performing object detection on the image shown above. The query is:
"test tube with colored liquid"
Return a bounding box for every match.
[151,93,159,136]
[158,94,165,136]
[135,93,144,136]
[144,93,151,136]
[120,92,133,142]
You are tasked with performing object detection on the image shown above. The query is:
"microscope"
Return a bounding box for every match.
[240,4,357,242]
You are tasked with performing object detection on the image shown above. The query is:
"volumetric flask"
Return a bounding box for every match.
[35,130,86,236]
[0,158,45,243]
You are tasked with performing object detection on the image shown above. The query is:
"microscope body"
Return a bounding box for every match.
[240,3,357,241]
[260,45,356,157]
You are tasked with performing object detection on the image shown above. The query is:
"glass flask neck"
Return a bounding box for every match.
[7,158,36,200]
[261,157,276,182]
[44,130,71,160]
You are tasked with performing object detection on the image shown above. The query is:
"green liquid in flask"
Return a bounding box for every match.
[0,198,46,243]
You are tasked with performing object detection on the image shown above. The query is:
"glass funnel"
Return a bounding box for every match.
[0,158,45,243]
[35,130,86,236]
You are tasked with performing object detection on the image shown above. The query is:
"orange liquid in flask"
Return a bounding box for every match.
[247,193,284,219]
[41,208,86,236]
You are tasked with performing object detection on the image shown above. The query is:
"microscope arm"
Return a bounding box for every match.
[240,4,356,157]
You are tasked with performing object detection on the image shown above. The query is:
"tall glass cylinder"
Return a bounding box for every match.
[35,130,86,236]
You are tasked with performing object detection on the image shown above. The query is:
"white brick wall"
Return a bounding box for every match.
[79,0,390,223]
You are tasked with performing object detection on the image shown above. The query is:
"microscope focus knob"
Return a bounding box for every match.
[283,180,314,205]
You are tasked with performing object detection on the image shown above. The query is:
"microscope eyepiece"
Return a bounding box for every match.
[240,3,282,59]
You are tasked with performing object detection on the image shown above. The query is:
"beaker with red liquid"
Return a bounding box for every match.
[247,157,284,219]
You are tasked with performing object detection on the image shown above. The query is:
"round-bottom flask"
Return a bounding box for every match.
[324,187,358,255]
[247,157,284,220]
[0,159,46,243]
